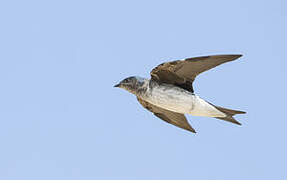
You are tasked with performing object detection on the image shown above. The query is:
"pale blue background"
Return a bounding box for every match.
[0,0,286,179]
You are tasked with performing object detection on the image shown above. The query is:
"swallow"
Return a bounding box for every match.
[114,54,246,133]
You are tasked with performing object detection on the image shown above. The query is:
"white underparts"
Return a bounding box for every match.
[144,84,226,118]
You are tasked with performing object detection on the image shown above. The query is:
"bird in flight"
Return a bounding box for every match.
[114,54,246,133]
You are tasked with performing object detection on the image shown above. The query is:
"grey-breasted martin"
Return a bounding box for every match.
[114,54,246,133]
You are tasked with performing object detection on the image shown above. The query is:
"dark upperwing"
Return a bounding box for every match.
[150,54,242,93]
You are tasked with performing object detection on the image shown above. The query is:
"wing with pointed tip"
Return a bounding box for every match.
[150,54,242,93]
[137,97,196,133]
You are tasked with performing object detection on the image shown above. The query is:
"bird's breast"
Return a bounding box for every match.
[144,84,195,114]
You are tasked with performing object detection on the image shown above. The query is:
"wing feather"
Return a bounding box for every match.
[137,97,196,133]
[151,54,242,92]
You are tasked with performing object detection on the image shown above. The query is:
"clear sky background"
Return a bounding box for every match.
[0,0,286,179]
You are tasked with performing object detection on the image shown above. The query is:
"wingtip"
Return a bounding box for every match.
[187,128,197,133]
[235,54,243,58]
[228,54,243,59]
[234,121,242,126]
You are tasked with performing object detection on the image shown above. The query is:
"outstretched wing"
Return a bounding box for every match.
[137,97,196,133]
[150,54,242,92]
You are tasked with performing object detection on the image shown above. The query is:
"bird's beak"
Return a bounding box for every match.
[114,83,120,88]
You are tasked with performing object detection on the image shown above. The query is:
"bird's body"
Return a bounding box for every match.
[115,54,246,133]
[139,79,226,117]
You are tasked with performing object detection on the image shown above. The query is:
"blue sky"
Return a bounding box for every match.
[0,0,286,179]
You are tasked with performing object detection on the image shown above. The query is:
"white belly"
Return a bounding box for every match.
[189,95,226,117]
[144,85,226,117]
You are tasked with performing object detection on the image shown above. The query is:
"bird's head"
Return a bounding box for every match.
[114,76,146,94]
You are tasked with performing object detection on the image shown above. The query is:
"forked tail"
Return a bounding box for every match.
[213,105,246,125]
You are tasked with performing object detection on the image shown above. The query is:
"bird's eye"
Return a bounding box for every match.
[123,79,129,83]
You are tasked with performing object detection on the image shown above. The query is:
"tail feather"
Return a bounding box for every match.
[214,106,246,115]
[213,105,246,125]
[216,116,241,125]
